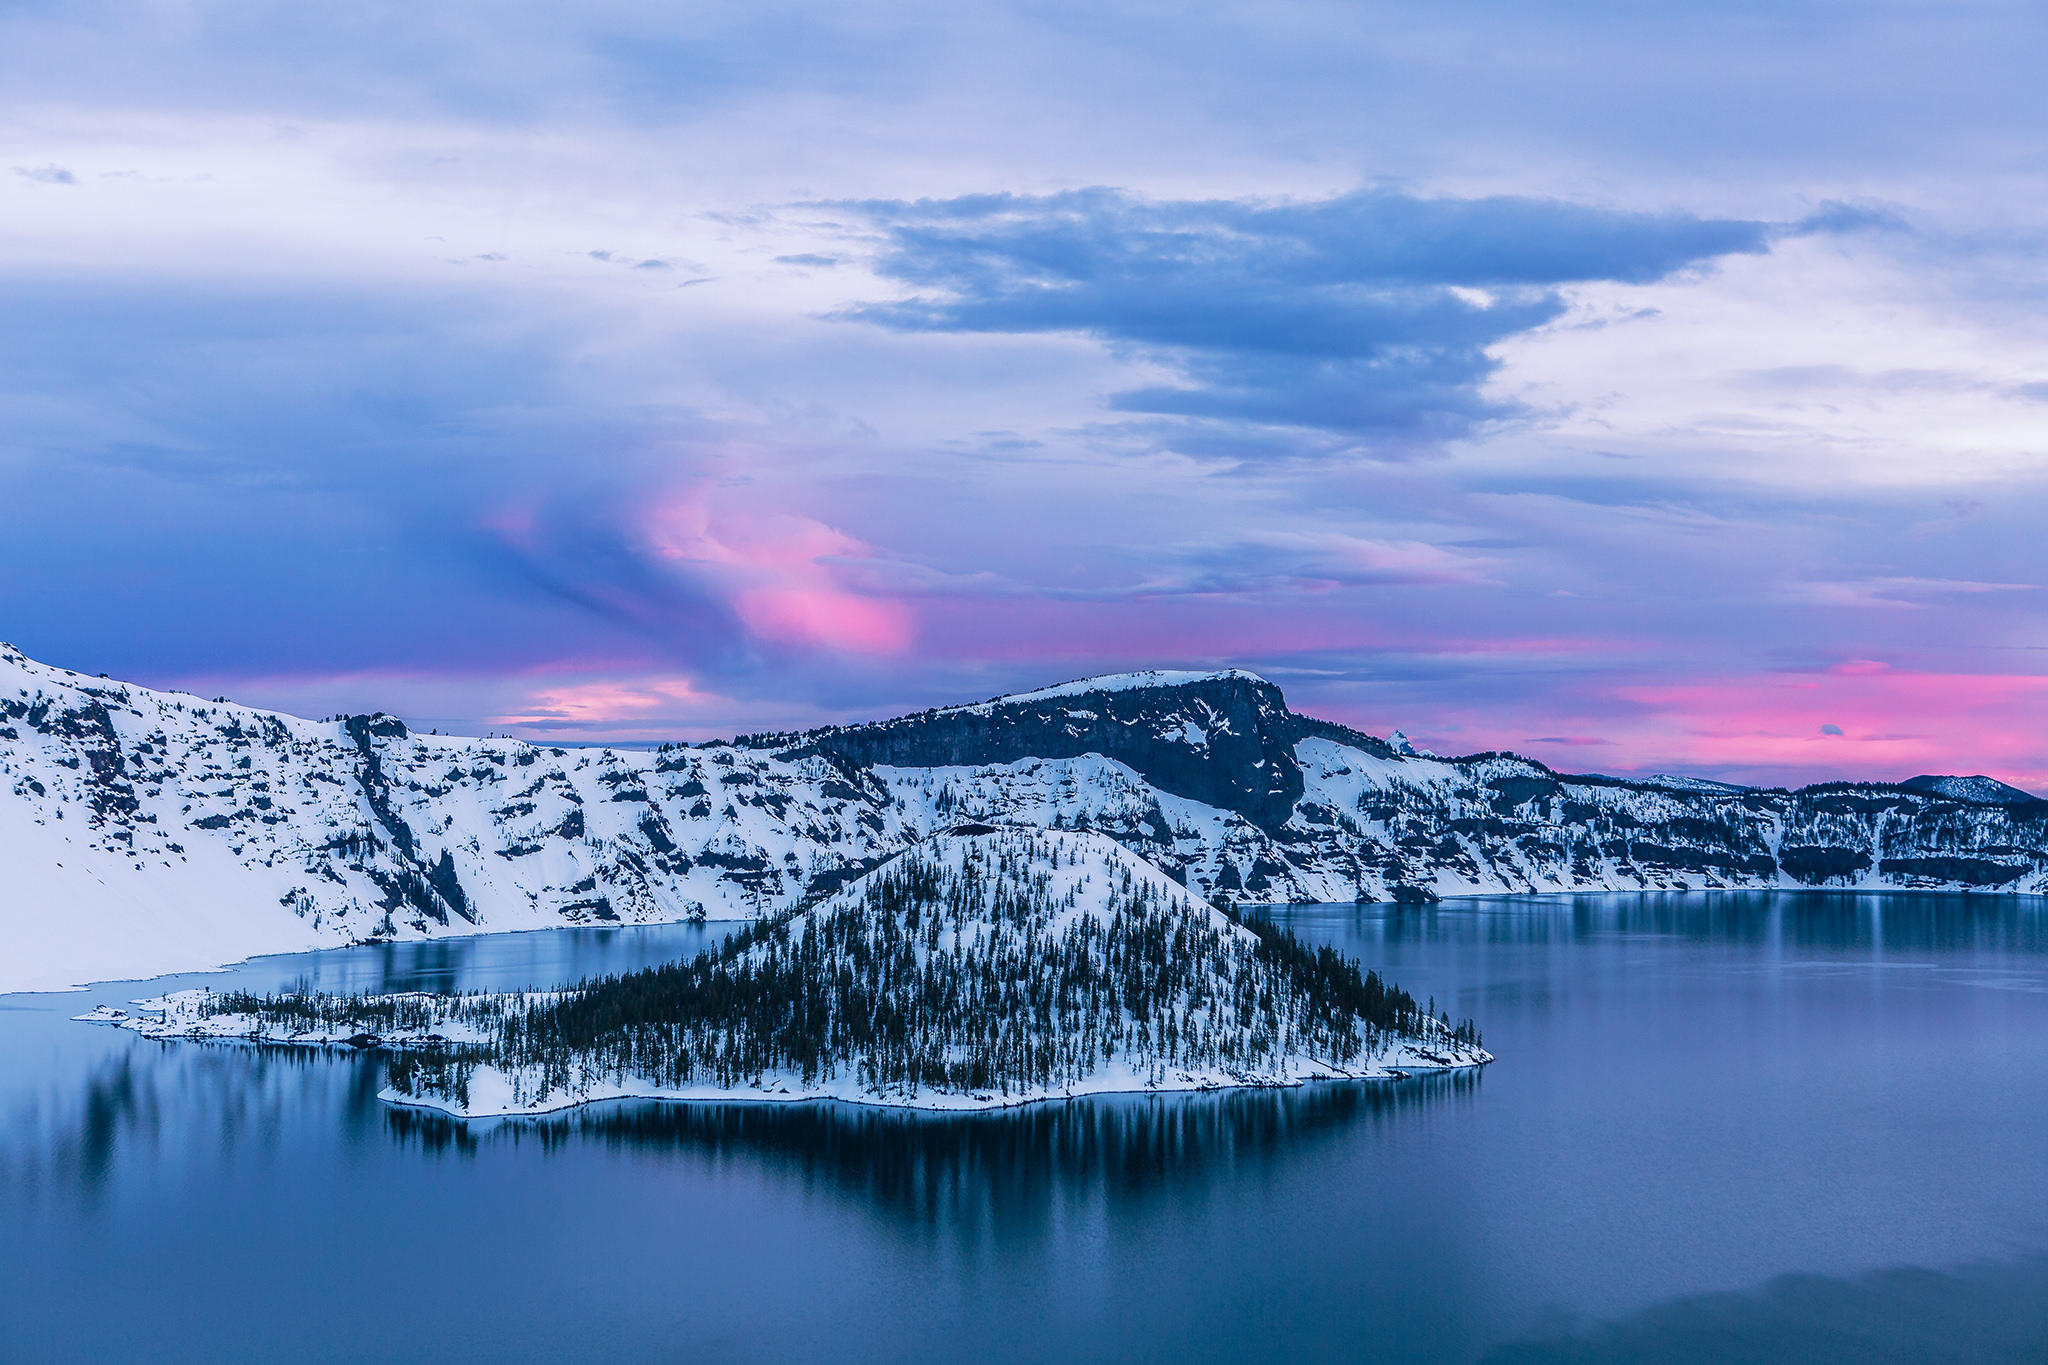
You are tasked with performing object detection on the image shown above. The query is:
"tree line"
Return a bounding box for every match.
[204,835,1482,1111]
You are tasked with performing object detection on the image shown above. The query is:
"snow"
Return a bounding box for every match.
[0,792,329,992]
[942,669,1267,712]
[372,1043,1479,1118]
[1642,774,1752,794]
[1904,775,2039,805]
[1386,730,1435,758]
[7,641,2047,997]
[0,644,916,991]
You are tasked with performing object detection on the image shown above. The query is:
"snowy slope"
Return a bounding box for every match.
[0,644,918,990]
[936,669,1266,711]
[1902,774,2040,806]
[5,643,2047,993]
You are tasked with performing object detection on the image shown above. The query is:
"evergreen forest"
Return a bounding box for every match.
[194,834,1483,1111]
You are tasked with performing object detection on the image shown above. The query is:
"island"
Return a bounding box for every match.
[78,831,1489,1116]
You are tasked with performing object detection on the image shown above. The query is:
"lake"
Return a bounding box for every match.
[6,891,2048,1363]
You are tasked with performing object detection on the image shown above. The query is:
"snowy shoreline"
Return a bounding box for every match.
[373,1057,1487,1119]
[74,995,1488,1118]
[29,879,2043,1004]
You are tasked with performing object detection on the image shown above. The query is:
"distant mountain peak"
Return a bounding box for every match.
[1643,774,1751,795]
[1901,774,2040,805]
[1386,730,1436,758]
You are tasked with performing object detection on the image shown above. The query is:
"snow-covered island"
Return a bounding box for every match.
[78,831,1489,1116]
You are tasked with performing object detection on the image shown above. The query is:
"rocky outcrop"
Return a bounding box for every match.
[752,670,1310,830]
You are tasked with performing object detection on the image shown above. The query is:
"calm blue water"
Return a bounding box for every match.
[7,892,2048,1363]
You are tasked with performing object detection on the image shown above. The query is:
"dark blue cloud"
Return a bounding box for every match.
[0,277,751,680]
[835,189,1772,443]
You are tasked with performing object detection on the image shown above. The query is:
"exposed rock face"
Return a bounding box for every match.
[2,641,2045,992]
[756,670,1320,831]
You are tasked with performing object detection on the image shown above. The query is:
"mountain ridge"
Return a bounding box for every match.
[3,643,2044,994]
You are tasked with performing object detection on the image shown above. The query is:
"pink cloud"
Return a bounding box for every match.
[1291,662,2047,795]
[493,675,718,727]
[735,586,911,653]
[644,496,912,654]
[1573,669,2048,789]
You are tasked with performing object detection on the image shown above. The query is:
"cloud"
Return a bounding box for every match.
[2,2,2046,770]
[830,188,1772,446]
[11,164,76,184]
[1119,531,1491,597]
[1784,577,2038,609]
[642,497,913,654]
[1603,670,2048,787]
[1788,199,1911,236]
[492,675,718,730]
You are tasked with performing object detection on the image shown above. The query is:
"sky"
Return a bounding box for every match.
[2,0,2046,790]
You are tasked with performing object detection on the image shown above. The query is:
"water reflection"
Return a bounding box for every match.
[262,919,732,999]
[1487,1255,2048,1364]
[8,1022,1480,1226]
[12,891,2048,1365]
[0,1039,386,1206]
[1313,891,2048,956]
[387,1072,1481,1226]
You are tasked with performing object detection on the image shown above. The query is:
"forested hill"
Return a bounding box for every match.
[3,642,2046,993]
[86,831,1490,1116]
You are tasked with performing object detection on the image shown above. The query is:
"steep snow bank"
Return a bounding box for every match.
[0,791,329,992]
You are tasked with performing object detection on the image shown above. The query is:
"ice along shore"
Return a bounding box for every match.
[78,831,1489,1117]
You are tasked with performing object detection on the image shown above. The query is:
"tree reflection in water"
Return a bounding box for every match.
[1351,890,2048,958]
[2,1039,388,1206]
[15,1026,1477,1236]
[386,1072,1480,1225]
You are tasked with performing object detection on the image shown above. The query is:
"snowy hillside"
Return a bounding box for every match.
[82,831,1489,1114]
[1902,774,2039,806]
[0,643,918,991]
[3,642,2046,993]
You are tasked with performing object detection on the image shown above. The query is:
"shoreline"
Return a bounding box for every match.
[21,884,2048,1000]
[375,1056,1492,1121]
[75,994,1491,1120]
